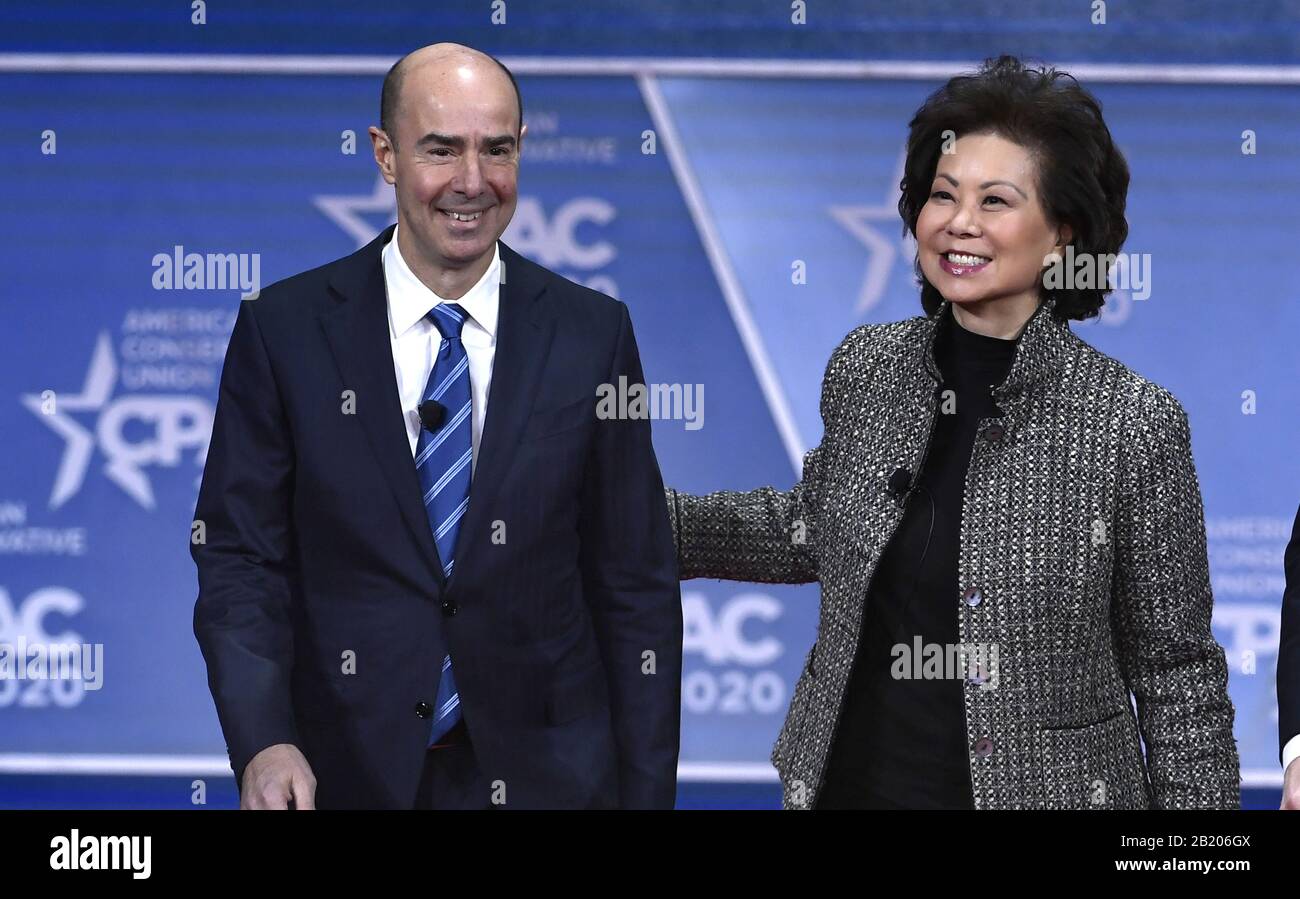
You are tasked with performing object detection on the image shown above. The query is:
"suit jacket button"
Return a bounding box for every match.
[973,737,995,758]
[415,701,432,719]
[962,586,983,607]
[442,599,458,617]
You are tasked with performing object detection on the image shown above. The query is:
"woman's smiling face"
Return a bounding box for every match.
[916,131,1072,316]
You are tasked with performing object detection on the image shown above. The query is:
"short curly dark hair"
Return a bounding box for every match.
[898,55,1130,321]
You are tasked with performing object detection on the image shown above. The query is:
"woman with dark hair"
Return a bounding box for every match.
[666,56,1240,809]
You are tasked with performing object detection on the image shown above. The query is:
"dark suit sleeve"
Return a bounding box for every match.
[192,299,301,790]
[578,302,684,809]
[1279,504,1300,764]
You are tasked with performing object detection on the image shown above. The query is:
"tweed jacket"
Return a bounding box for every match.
[667,297,1240,810]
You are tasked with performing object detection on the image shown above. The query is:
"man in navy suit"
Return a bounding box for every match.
[192,43,682,809]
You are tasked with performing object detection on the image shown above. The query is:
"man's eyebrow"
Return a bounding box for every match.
[413,133,517,149]
[415,132,463,148]
[934,172,1028,200]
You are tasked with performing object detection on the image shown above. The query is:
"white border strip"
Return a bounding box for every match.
[0,755,1282,789]
[0,754,234,776]
[1,53,1299,84]
[679,762,780,783]
[0,754,780,782]
[1241,769,1286,790]
[637,72,808,474]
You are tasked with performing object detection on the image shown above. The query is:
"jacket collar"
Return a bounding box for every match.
[920,295,1073,405]
[320,224,554,588]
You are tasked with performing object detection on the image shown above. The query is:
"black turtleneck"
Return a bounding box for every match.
[817,310,1020,810]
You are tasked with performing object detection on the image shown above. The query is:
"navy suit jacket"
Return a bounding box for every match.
[192,225,682,808]
[1280,503,1300,766]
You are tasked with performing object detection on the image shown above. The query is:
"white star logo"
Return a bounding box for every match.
[314,174,396,248]
[20,334,212,510]
[20,333,117,510]
[828,150,917,316]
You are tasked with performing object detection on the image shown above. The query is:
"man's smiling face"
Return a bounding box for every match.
[373,47,524,276]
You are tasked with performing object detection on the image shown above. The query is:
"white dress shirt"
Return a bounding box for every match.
[382,224,499,473]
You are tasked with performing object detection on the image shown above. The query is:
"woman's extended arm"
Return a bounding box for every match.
[661,325,871,586]
[665,442,824,585]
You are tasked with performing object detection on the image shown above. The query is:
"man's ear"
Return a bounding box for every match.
[369,126,397,185]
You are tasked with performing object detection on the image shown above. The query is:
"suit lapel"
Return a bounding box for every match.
[317,233,555,589]
[449,242,555,579]
[319,224,445,586]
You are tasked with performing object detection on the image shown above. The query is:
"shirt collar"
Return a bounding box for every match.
[383,222,501,340]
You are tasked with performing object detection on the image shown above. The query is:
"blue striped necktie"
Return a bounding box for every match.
[415,302,472,745]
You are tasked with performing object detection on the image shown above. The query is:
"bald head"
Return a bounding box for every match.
[368,41,524,297]
[380,43,522,149]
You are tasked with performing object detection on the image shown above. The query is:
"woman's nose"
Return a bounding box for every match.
[946,203,981,237]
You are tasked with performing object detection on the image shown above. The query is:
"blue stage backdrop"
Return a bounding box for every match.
[1,61,1297,792]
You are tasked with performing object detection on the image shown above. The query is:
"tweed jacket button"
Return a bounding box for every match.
[973,737,995,758]
[441,598,458,617]
[982,423,1005,442]
[415,701,432,719]
[962,586,983,607]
